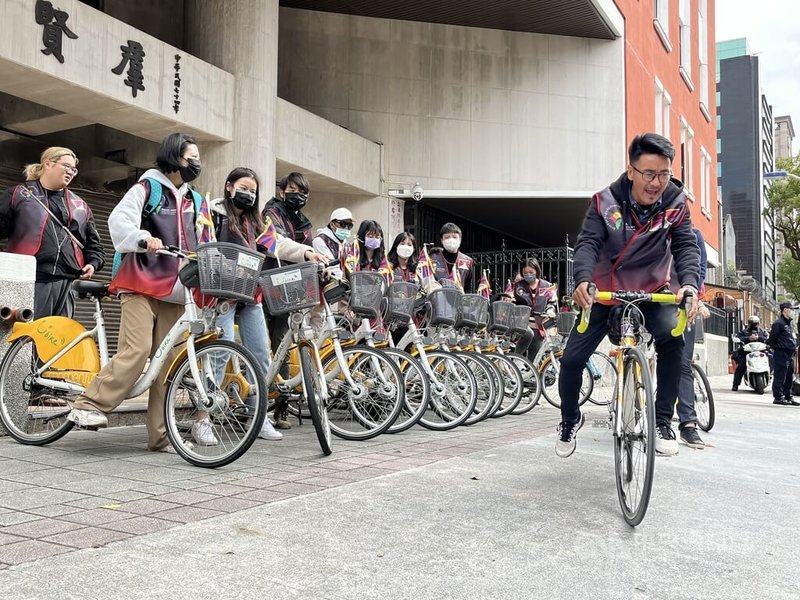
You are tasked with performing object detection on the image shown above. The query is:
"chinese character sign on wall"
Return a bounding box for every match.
[111,40,146,98]
[35,0,78,64]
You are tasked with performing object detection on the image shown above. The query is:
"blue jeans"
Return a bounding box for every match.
[558,302,684,427]
[676,323,697,428]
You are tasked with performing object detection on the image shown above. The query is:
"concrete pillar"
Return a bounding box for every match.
[184,0,278,202]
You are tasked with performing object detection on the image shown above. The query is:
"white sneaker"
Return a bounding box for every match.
[258,418,283,441]
[655,423,679,456]
[191,418,218,446]
[66,408,108,428]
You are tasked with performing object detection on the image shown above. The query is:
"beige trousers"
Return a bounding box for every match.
[73,294,184,450]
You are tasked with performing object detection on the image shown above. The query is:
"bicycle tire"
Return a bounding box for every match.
[506,354,542,415]
[691,362,715,432]
[485,353,524,418]
[381,347,431,434]
[587,351,617,406]
[300,344,333,454]
[539,351,593,408]
[0,336,75,445]
[453,351,498,426]
[614,346,656,527]
[418,350,478,431]
[164,339,267,468]
[322,345,403,441]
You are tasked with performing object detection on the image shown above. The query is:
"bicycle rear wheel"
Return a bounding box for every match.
[418,351,477,431]
[540,351,593,409]
[692,363,715,432]
[164,339,266,468]
[614,347,656,527]
[323,346,403,441]
[587,351,617,406]
[300,344,333,455]
[382,347,430,434]
[0,336,76,446]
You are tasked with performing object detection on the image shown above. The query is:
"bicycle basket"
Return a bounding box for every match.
[509,304,532,335]
[386,281,418,324]
[427,288,462,326]
[456,294,487,330]
[488,301,513,333]
[477,299,490,329]
[260,262,320,315]
[348,272,386,319]
[557,311,578,336]
[195,242,265,303]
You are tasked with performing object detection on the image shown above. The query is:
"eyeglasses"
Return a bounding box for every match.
[631,165,671,183]
[52,161,78,176]
[335,221,354,230]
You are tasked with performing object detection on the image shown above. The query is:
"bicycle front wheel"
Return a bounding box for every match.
[485,353,524,418]
[381,347,431,434]
[614,346,656,527]
[0,337,74,445]
[323,346,404,441]
[454,352,498,426]
[692,363,715,432]
[506,354,542,415]
[418,351,478,431]
[300,344,333,455]
[164,339,267,468]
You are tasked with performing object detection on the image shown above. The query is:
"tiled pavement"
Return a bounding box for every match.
[0,402,570,569]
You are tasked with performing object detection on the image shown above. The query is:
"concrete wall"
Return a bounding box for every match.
[277,8,625,195]
[697,333,730,377]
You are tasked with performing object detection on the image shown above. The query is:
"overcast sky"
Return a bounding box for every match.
[716,0,800,154]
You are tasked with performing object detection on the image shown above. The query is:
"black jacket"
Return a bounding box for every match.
[767,315,797,351]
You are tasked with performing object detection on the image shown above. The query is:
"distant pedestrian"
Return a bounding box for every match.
[767,302,799,406]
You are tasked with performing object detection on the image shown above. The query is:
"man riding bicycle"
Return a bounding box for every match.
[556,132,701,458]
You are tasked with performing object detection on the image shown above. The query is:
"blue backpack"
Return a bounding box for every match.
[110,178,204,278]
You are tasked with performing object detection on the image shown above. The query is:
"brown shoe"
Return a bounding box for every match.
[273,400,292,429]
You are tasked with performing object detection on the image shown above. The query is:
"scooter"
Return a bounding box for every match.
[732,336,772,394]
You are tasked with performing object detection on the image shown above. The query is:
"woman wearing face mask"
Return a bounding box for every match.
[428,222,474,292]
[512,257,558,361]
[343,220,391,275]
[261,172,313,266]
[387,232,419,283]
[67,133,216,452]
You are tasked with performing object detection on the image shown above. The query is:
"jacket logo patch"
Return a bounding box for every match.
[647,208,681,232]
[603,206,623,230]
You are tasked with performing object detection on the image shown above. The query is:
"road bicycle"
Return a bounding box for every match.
[0,243,269,468]
[576,288,690,526]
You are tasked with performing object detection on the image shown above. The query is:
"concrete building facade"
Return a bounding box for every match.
[774,115,795,160]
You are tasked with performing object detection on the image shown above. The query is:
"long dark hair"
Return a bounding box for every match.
[223,167,264,243]
[357,219,385,271]
[388,231,418,272]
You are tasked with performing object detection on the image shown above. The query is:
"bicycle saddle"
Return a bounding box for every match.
[72,280,110,299]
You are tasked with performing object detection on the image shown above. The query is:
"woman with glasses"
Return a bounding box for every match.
[0,146,105,321]
[312,207,354,278]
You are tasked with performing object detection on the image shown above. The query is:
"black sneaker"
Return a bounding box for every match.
[555,413,585,458]
[655,423,679,456]
[784,397,800,406]
[773,398,790,405]
[731,385,739,392]
[680,427,705,449]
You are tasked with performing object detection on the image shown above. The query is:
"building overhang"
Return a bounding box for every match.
[390,190,593,247]
[279,0,621,39]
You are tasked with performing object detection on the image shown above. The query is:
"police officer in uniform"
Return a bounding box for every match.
[767,302,800,406]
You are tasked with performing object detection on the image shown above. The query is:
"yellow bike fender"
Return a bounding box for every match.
[162,332,220,384]
[7,317,100,372]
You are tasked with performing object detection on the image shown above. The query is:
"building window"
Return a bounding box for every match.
[700,148,712,218]
[654,0,672,52]
[655,79,671,137]
[680,119,694,198]
[698,0,710,121]
[679,0,693,89]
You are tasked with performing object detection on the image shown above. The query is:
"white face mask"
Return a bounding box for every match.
[442,237,460,253]
[396,244,414,259]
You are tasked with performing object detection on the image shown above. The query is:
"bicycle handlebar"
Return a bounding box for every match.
[576,286,692,338]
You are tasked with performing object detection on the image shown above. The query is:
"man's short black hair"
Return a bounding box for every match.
[279,172,310,194]
[440,222,462,238]
[628,133,676,164]
[156,132,197,174]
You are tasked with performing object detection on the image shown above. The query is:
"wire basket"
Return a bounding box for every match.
[557,311,578,336]
[477,299,490,329]
[348,272,386,319]
[456,294,488,330]
[386,282,418,324]
[260,262,320,315]
[427,288,462,326]
[509,304,532,335]
[488,301,513,333]
[195,242,265,303]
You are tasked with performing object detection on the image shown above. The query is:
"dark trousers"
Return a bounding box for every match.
[732,352,747,387]
[34,278,75,319]
[558,302,684,427]
[514,327,542,362]
[772,348,794,400]
[676,323,697,428]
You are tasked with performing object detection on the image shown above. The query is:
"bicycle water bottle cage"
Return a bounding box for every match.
[606,304,643,345]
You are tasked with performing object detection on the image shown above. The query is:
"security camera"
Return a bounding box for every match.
[411,182,424,201]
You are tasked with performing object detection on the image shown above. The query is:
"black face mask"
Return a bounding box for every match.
[283,191,307,211]
[231,190,255,210]
[178,158,202,183]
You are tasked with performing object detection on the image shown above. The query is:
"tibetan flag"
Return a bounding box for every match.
[416,245,435,286]
[196,193,215,244]
[377,255,394,285]
[343,238,360,275]
[478,270,492,299]
[256,215,279,256]
[451,262,463,292]
[503,279,513,297]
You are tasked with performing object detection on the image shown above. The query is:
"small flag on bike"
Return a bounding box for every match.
[478,270,492,299]
[502,279,513,297]
[451,262,464,292]
[196,193,215,244]
[416,245,436,285]
[343,238,360,274]
[256,216,279,256]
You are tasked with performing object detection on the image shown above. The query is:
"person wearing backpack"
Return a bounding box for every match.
[67,133,214,452]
